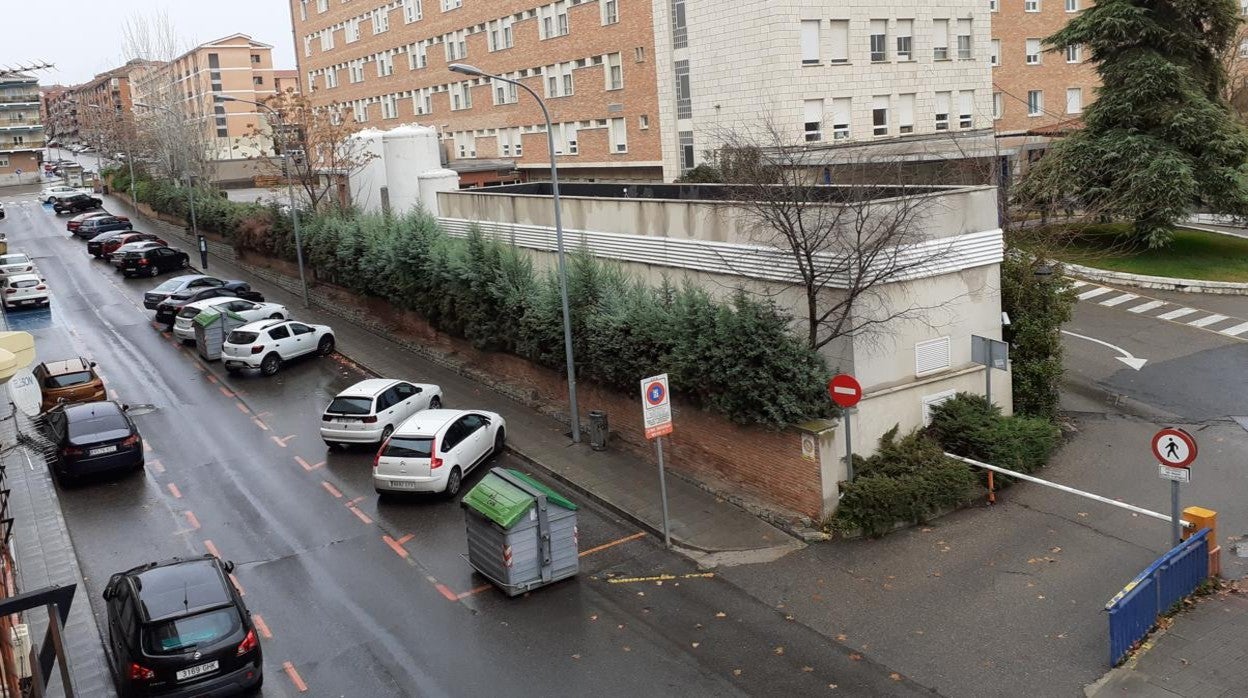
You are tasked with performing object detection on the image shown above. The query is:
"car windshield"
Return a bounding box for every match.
[0,255,28,265]
[67,413,128,440]
[13,279,39,288]
[383,436,433,458]
[152,279,183,293]
[227,331,259,344]
[45,371,91,389]
[327,397,372,415]
[177,307,202,319]
[142,608,240,654]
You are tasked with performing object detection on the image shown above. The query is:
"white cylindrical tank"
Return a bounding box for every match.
[418,169,460,217]
[382,124,441,215]
[346,128,386,213]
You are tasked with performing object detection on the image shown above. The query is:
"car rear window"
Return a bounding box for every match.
[327,397,373,415]
[142,608,241,654]
[0,255,28,265]
[227,331,259,344]
[177,307,201,319]
[67,414,128,439]
[152,279,181,292]
[383,437,433,458]
[13,279,39,288]
[45,371,92,389]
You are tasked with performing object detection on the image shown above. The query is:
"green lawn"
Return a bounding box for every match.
[1050,224,1248,282]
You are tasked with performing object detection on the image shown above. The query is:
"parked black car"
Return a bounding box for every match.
[53,194,104,215]
[153,283,264,325]
[75,215,133,239]
[44,401,143,485]
[120,247,191,278]
[104,555,262,697]
[142,275,225,309]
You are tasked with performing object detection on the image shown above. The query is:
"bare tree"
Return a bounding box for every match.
[1220,24,1248,122]
[702,119,972,352]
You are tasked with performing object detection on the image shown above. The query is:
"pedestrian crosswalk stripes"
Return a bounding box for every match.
[1127,300,1166,314]
[1188,314,1229,328]
[1157,307,1198,321]
[1219,321,1248,337]
[1078,287,1114,300]
[1099,293,1138,307]
[1070,277,1248,341]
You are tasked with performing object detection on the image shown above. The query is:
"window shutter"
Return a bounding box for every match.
[831,98,851,124]
[935,91,950,115]
[829,20,849,62]
[898,93,915,127]
[803,99,823,124]
[915,336,951,376]
[801,20,820,63]
[958,91,974,115]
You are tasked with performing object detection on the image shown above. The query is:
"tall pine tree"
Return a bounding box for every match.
[1019,0,1248,247]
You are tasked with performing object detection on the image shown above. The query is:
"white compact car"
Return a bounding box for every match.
[3,274,48,310]
[321,379,444,448]
[372,409,506,498]
[40,184,89,204]
[0,253,36,281]
[172,297,290,342]
[222,319,335,376]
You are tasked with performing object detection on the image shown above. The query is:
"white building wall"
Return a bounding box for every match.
[654,0,994,180]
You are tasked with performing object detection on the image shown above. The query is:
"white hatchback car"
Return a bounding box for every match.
[321,379,444,447]
[222,319,335,376]
[40,184,89,204]
[2,274,48,310]
[0,253,36,281]
[172,297,290,342]
[373,409,506,498]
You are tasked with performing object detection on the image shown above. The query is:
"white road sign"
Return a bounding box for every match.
[640,373,672,440]
[1158,464,1191,484]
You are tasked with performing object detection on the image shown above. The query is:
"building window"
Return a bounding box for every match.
[915,336,952,376]
[640,114,650,129]
[801,20,821,65]
[896,20,913,61]
[488,19,515,51]
[445,30,467,61]
[958,91,974,128]
[935,91,950,130]
[253,76,264,85]
[316,0,327,12]
[403,0,422,23]
[382,95,398,119]
[450,82,473,110]
[349,61,365,83]
[671,0,687,49]
[932,20,949,60]
[831,97,851,139]
[1066,0,1078,10]
[829,20,849,63]
[991,40,1000,66]
[803,99,823,142]
[675,60,692,119]
[325,68,338,88]
[956,20,972,59]
[300,0,308,21]
[897,93,915,134]
[1066,87,1083,114]
[1027,90,1043,116]
[869,20,888,62]
[609,118,628,152]
[1025,0,1040,11]
[872,95,889,136]
[539,2,570,39]
[1026,39,1041,65]
[441,0,462,10]
[377,53,394,77]
[679,131,695,171]
[635,46,646,62]
[373,8,390,33]
[346,19,360,43]
[250,54,261,64]
[413,88,432,114]
[411,43,428,69]
[1066,44,1082,63]
[494,79,518,105]
[320,30,334,51]
[989,0,997,10]
[993,92,1003,120]
[606,53,623,90]
[304,36,312,57]
[353,102,368,122]
[1241,39,1248,58]
[602,0,619,25]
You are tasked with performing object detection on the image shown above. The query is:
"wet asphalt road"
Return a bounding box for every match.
[0,188,927,697]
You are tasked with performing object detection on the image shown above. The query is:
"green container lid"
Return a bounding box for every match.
[463,469,577,529]
[193,309,220,327]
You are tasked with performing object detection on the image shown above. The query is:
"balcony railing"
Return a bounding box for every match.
[0,139,46,152]
[0,123,43,132]
[0,95,39,105]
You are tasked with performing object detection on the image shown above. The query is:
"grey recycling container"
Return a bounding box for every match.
[588,410,609,451]
[462,468,579,597]
[194,308,249,361]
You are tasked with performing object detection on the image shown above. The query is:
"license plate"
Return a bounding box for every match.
[18,300,33,305]
[88,445,117,456]
[389,480,416,489]
[176,660,219,681]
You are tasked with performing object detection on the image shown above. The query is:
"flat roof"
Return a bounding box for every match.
[467,181,972,204]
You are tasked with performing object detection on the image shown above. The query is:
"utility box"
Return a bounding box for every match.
[462,468,579,597]
[194,309,249,361]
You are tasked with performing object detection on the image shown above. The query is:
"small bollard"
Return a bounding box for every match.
[588,410,609,451]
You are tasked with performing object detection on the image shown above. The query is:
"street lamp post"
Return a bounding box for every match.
[215,94,310,309]
[449,63,581,443]
[133,102,202,268]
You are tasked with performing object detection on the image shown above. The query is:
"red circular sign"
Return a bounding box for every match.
[1151,428,1197,468]
[827,374,862,408]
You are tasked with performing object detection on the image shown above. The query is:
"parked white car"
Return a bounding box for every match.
[40,184,90,204]
[0,253,36,280]
[321,379,443,448]
[373,409,506,498]
[222,319,335,376]
[2,273,48,310]
[172,298,290,342]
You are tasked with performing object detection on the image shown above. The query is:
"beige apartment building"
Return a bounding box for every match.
[291,0,663,182]
[0,74,44,186]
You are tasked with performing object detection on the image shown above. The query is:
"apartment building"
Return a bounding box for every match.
[41,85,72,142]
[274,70,302,95]
[0,74,44,186]
[131,34,281,160]
[291,0,663,181]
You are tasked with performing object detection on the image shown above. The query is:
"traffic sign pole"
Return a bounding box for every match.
[844,408,855,482]
[641,374,674,549]
[1171,480,1181,547]
[656,436,671,549]
[827,374,863,484]
[1151,427,1197,548]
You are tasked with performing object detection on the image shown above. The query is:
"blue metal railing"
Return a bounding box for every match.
[1105,528,1210,665]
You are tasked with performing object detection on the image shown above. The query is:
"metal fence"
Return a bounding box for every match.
[1105,528,1210,666]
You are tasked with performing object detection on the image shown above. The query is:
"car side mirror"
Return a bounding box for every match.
[121,404,130,411]
[223,560,235,573]
[89,361,97,368]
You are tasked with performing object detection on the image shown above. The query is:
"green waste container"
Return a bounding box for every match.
[462,468,579,597]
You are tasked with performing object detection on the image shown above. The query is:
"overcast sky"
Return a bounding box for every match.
[4,0,297,86]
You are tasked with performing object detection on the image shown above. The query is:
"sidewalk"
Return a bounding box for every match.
[109,194,797,558]
[1087,581,1248,697]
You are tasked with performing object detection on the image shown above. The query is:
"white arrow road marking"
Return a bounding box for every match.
[1061,330,1148,370]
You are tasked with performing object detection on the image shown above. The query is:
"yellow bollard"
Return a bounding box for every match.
[1182,506,1219,578]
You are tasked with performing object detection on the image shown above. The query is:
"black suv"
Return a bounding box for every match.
[75,215,133,238]
[120,247,191,278]
[53,193,104,215]
[104,555,262,697]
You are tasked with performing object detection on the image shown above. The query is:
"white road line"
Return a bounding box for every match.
[1100,293,1139,307]
[1069,280,1089,288]
[1157,308,1199,321]
[1219,321,1248,337]
[1078,287,1113,300]
[1188,314,1229,328]
[1127,300,1166,314]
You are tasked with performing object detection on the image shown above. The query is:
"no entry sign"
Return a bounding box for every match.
[827,374,862,409]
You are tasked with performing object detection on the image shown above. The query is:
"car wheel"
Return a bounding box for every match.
[147,265,159,278]
[179,257,189,268]
[493,428,506,457]
[317,335,335,356]
[269,313,284,320]
[45,196,55,204]
[378,424,394,445]
[260,353,281,376]
[429,396,442,409]
[444,467,463,498]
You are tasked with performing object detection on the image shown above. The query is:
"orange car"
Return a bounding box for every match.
[34,358,106,412]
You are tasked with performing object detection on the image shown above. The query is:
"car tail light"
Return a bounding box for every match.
[362,415,378,424]
[430,440,443,470]
[61,446,84,457]
[374,440,389,469]
[138,259,149,266]
[121,434,140,447]
[321,413,332,422]
[3,289,13,295]
[236,628,258,656]
[35,285,46,291]
[250,345,265,354]
[128,662,156,681]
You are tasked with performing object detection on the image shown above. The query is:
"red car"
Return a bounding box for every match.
[101,232,167,260]
[66,211,123,233]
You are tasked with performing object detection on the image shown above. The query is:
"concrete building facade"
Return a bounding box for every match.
[0,75,44,186]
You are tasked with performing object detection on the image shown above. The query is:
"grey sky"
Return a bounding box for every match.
[4,0,297,86]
